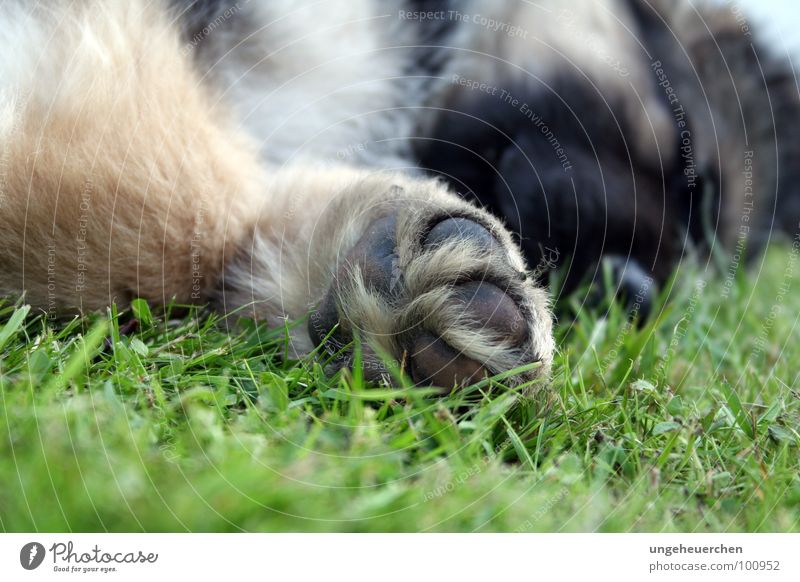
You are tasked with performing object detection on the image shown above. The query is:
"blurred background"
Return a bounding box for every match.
[740,0,799,53]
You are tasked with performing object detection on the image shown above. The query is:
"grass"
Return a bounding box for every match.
[0,247,798,532]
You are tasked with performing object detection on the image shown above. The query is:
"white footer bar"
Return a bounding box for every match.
[1,534,797,581]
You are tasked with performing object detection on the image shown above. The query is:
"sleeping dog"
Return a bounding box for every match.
[0,0,796,390]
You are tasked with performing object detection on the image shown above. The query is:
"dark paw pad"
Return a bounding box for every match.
[308,215,399,350]
[407,280,528,389]
[309,211,547,390]
[409,331,486,387]
[424,217,498,251]
[343,215,400,295]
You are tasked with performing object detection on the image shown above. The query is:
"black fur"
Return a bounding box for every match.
[415,73,688,299]
[170,0,240,44]
[415,0,800,305]
[176,0,800,305]
[628,0,800,249]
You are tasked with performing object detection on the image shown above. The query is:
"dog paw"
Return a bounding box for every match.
[308,188,554,392]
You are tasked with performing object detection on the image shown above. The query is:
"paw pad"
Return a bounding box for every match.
[309,210,551,391]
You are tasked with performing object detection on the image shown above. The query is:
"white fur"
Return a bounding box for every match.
[191,0,420,168]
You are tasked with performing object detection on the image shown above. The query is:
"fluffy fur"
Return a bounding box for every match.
[1,0,797,390]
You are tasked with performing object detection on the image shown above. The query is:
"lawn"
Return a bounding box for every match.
[0,247,798,532]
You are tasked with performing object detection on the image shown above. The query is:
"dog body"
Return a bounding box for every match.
[0,0,796,388]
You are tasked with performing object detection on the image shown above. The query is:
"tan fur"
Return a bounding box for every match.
[0,1,265,313]
[216,167,555,385]
[0,0,555,390]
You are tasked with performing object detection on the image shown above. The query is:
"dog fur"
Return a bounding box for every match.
[1,0,797,390]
